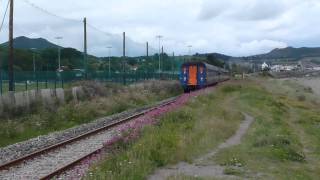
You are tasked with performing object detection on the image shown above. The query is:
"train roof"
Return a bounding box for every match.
[182,62,229,73]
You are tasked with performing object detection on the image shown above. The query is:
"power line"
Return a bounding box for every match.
[87,23,113,37]
[22,0,114,39]
[0,0,10,32]
[22,0,81,23]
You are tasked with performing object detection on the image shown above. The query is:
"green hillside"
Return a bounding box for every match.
[1,36,61,50]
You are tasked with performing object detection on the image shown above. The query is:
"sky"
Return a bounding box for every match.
[1,0,320,57]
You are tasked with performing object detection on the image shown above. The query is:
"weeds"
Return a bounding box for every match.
[0,81,182,147]
[87,83,242,180]
[213,79,319,179]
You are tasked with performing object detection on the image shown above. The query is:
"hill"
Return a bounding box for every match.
[246,47,320,60]
[1,36,61,50]
[195,52,231,61]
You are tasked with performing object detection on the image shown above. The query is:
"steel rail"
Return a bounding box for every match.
[0,98,178,172]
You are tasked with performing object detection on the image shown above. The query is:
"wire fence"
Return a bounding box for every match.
[0,70,179,94]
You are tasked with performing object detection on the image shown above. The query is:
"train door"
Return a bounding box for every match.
[188,65,198,86]
[198,65,206,88]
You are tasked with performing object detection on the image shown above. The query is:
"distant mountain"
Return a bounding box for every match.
[1,36,61,50]
[248,47,320,60]
[195,52,232,61]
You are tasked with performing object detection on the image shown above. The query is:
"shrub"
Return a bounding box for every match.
[297,95,306,102]
[221,85,242,93]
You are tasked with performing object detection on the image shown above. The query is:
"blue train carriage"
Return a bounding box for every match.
[180,62,229,92]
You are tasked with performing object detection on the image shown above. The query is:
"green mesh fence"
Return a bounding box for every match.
[0,54,187,94]
[0,70,179,94]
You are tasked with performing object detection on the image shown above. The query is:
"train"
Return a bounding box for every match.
[179,62,229,92]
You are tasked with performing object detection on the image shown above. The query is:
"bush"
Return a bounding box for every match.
[221,85,242,93]
[297,95,306,102]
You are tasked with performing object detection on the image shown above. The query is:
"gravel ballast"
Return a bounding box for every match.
[0,97,176,166]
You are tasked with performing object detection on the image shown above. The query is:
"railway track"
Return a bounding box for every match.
[0,97,179,180]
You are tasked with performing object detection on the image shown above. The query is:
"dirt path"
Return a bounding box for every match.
[148,114,254,180]
[295,78,320,96]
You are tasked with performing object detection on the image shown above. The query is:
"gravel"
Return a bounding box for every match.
[0,97,178,179]
[0,86,217,180]
[0,97,176,166]
[0,128,114,179]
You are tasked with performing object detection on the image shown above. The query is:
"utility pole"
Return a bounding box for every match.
[187,45,193,62]
[106,46,112,78]
[83,17,87,77]
[123,32,126,84]
[30,48,37,81]
[161,46,164,72]
[8,0,14,91]
[146,42,149,57]
[55,37,63,71]
[188,45,192,56]
[156,35,163,74]
[172,52,175,73]
[33,53,36,73]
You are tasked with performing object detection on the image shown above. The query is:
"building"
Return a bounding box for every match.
[261,62,269,71]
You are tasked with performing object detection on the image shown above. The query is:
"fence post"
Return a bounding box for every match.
[0,71,2,95]
[45,72,48,89]
[36,79,39,91]
[123,72,126,85]
[25,81,28,91]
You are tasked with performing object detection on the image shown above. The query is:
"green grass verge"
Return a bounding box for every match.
[212,79,320,179]
[86,84,243,180]
[87,79,320,180]
[0,81,182,147]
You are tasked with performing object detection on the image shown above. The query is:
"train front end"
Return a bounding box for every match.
[180,62,207,92]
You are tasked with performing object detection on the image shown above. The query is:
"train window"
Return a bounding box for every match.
[183,67,187,74]
[200,67,204,74]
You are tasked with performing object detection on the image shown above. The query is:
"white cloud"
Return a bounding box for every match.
[199,0,286,21]
[0,0,319,57]
[237,40,288,56]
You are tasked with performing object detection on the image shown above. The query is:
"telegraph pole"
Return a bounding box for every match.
[156,35,163,74]
[146,42,149,57]
[8,0,14,91]
[83,17,87,77]
[161,46,164,72]
[106,46,112,78]
[123,32,126,84]
[172,52,175,73]
[55,36,63,71]
[187,45,193,62]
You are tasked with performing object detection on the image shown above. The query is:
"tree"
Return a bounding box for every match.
[206,54,225,68]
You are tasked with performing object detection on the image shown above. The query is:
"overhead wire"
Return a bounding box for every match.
[0,0,10,32]
[20,0,154,56]
[22,0,81,23]
[22,0,116,38]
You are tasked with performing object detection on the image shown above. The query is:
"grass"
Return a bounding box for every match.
[0,80,182,147]
[212,79,320,179]
[87,78,320,180]
[86,84,244,180]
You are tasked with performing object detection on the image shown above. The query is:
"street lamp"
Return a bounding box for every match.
[55,36,63,71]
[187,45,192,56]
[187,45,192,62]
[30,48,37,81]
[30,48,37,73]
[106,46,112,78]
[156,35,163,73]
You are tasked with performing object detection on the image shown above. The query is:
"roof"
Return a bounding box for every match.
[182,61,229,73]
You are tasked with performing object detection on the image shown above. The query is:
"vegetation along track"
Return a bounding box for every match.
[0,86,214,180]
[0,96,182,179]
